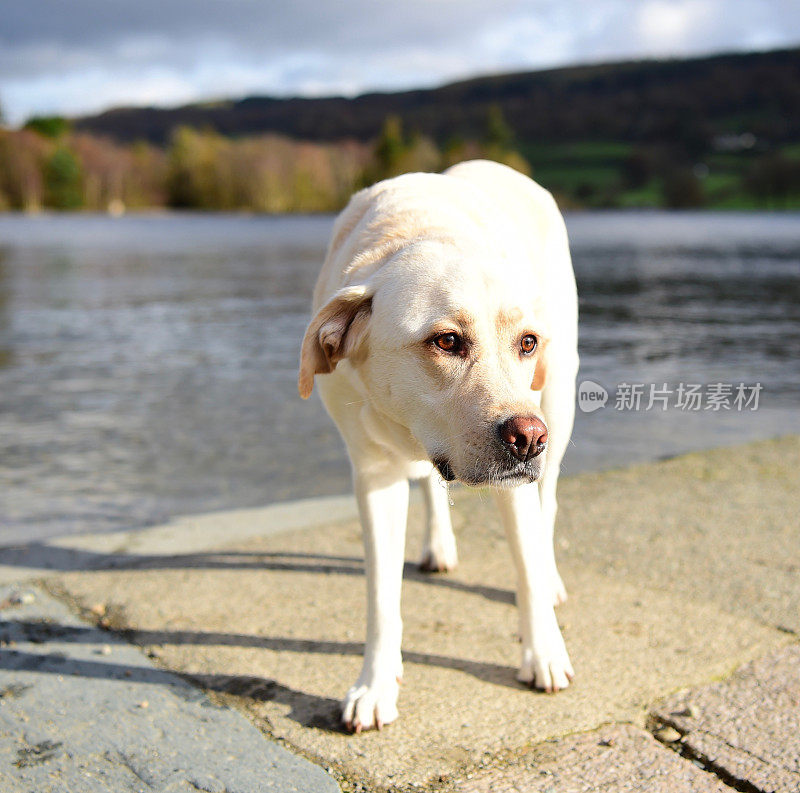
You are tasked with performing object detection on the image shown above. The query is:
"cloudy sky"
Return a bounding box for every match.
[2,0,799,124]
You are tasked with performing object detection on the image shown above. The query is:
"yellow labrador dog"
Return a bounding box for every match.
[299,160,578,732]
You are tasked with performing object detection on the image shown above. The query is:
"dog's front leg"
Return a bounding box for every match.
[343,469,409,732]
[494,483,574,692]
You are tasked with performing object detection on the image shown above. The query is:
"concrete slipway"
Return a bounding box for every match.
[0,436,798,792]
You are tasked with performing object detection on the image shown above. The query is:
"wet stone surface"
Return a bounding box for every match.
[0,584,339,793]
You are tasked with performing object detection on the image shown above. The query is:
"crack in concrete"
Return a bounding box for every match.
[649,719,769,793]
[672,743,764,793]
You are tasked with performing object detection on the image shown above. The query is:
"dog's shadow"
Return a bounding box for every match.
[0,549,522,732]
[0,615,520,733]
[0,544,512,606]
[0,621,343,731]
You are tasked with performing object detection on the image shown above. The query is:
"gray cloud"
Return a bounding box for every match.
[2,0,799,123]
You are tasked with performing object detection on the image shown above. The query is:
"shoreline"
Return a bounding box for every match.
[2,433,796,575]
[3,206,800,218]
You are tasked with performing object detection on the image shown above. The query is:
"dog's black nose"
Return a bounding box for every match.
[498,416,548,462]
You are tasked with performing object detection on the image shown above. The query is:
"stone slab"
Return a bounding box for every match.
[54,502,783,790]
[0,584,339,793]
[653,644,800,793]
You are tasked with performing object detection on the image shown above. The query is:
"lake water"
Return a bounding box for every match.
[1,211,799,544]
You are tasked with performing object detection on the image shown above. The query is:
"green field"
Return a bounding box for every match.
[518,140,800,209]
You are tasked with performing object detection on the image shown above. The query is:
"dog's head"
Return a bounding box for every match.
[299,237,552,487]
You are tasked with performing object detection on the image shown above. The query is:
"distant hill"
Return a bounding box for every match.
[75,47,800,149]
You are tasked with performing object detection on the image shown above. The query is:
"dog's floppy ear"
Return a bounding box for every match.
[298,284,372,399]
[532,338,548,391]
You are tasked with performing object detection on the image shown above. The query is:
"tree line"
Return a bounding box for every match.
[0,110,528,214]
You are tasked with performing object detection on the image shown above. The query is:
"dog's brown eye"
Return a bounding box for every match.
[520,334,537,355]
[434,333,463,354]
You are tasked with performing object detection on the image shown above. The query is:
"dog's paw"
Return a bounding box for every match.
[419,548,457,573]
[342,675,400,733]
[418,537,458,573]
[517,622,574,693]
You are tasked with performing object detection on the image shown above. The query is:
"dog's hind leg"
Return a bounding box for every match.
[417,470,458,572]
